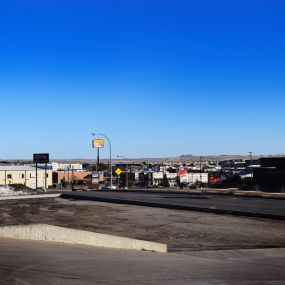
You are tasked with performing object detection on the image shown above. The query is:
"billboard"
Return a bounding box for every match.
[33,153,49,164]
[92,139,104,148]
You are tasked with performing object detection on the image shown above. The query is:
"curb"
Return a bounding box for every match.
[79,189,285,200]
[60,193,285,221]
[0,224,167,253]
[53,188,285,200]
[0,194,61,201]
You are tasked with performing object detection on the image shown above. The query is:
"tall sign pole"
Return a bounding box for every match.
[93,133,112,189]
[97,148,100,171]
[92,137,105,186]
[33,153,50,190]
[36,163,38,190]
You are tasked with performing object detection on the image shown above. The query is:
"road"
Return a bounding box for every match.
[61,190,285,219]
[0,238,285,285]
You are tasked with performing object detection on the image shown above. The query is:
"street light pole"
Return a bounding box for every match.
[96,133,112,189]
[117,155,128,189]
[249,151,253,182]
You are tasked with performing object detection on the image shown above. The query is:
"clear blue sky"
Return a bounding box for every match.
[0,0,284,159]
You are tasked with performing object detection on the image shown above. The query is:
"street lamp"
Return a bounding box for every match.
[249,151,253,182]
[117,155,128,189]
[92,133,112,189]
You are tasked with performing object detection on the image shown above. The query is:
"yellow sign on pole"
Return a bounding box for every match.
[115,168,122,176]
[92,139,104,148]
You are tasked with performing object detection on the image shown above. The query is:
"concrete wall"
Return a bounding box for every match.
[0,224,167,253]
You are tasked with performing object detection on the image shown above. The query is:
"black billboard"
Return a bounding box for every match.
[33,153,50,164]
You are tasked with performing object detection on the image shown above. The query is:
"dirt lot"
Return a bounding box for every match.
[1,197,285,253]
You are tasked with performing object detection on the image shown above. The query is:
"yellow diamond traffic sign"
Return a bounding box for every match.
[115,168,122,176]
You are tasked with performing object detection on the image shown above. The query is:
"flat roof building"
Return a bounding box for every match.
[253,157,285,192]
[0,165,52,189]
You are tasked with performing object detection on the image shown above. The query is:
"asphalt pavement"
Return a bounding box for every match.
[1,238,285,285]
[61,190,285,220]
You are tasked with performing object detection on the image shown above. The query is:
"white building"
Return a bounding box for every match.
[180,173,208,185]
[0,166,52,189]
[51,162,83,172]
[152,172,177,187]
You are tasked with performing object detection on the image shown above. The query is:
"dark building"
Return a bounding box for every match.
[253,157,285,192]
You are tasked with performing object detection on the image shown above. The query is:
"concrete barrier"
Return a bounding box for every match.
[0,224,167,253]
[0,194,61,201]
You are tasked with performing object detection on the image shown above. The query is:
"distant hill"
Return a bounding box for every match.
[6,154,285,164]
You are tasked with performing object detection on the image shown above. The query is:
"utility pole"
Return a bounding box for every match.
[199,156,202,189]
[45,163,47,189]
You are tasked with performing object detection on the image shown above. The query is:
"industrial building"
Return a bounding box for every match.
[0,166,52,189]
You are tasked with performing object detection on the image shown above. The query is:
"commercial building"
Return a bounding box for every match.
[152,172,177,187]
[0,166,52,189]
[179,172,209,185]
[254,157,285,192]
[54,171,93,184]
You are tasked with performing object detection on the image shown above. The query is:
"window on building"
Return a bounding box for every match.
[19,174,25,179]
[7,174,12,179]
[46,174,49,178]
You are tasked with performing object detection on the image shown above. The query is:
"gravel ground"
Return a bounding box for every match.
[0,198,285,253]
